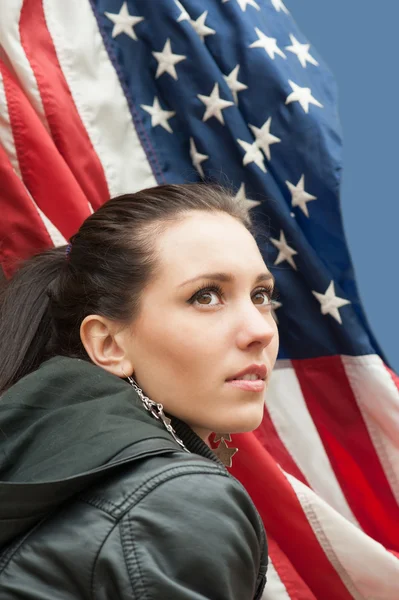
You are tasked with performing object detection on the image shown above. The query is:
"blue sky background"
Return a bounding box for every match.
[284,0,398,372]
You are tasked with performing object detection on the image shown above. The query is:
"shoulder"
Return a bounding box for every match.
[81,450,259,526]
[85,451,268,599]
[0,451,267,599]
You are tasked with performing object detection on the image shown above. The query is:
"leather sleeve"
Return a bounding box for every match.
[95,462,267,599]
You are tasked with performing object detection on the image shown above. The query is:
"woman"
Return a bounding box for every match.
[0,183,278,599]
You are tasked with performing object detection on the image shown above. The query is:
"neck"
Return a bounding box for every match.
[191,427,212,447]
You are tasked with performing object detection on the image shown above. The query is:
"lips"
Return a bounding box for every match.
[226,363,267,382]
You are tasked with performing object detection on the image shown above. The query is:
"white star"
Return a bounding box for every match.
[271,0,289,14]
[237,139,267,172]
[286,174,317,217]
[197,83,234,124]
[152,39,187,80]
[223,65,248,104]
[190,138,209,178]
[105,2,144,41]
[174,0,190,22]
[286,34,319,68]
[250,27,286,60]
[237,0,261,10]
[270,230,297,270]
[140,97,176,133]
[285,80,323,114]
[222,0,260,9]
[312,281,350,324]
[235,183,261,212]
[249,117,281,161]
[271,300,282,324]
[237,0,260,10]
[190,11,216,42]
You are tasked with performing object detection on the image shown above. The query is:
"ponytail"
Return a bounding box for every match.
[0,247,66,394]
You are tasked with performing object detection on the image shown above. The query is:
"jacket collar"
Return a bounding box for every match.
[170,416,225,468]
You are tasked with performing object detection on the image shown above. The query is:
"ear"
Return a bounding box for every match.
[80,315,134,378]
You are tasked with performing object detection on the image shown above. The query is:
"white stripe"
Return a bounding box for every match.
[267,360,358,525]
[0,70,19,163]
[0,0,50,132]
[286,472,399,599]
[342,354,399,504]
[262,559,291,600]
[36,208,67,246]
[43,0,157,197]
[0,70,66,247]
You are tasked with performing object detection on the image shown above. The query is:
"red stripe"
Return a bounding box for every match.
[0,144,52,277]
[1,58,91,240]
[230,432,353,600]
[254,406,310,486]
[19,0,109,210]
[268,535,317,600]
[293,355,399,549]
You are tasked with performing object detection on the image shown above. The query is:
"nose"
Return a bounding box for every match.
[234,302,277,352]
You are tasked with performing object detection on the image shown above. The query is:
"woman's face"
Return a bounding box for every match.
[126,210,279,439]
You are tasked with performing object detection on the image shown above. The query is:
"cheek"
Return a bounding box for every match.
[133,313,219,412]
[137,312,215,378]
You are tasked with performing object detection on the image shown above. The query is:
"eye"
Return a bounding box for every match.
[252,287,274,306]
[188,285,224,307]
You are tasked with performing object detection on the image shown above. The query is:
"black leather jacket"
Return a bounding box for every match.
[0,357,267,599]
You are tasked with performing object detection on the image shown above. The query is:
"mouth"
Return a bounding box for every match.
[226,364,267,382]
[225,378,265,392]
[225,364,267,392]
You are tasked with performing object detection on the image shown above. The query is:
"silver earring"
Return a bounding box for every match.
[123,372,189,454]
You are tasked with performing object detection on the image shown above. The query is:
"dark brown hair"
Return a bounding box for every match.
[0,183,253,393]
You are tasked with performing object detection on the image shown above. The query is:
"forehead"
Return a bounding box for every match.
[154,211,266,280]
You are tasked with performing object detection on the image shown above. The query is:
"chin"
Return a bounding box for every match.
[215,404,265,435]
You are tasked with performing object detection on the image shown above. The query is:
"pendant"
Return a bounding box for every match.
[213,434,238,468]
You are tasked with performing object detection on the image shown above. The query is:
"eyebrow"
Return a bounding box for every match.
[179,271,275,288]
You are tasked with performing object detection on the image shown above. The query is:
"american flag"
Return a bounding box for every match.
[1,1,398,597]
